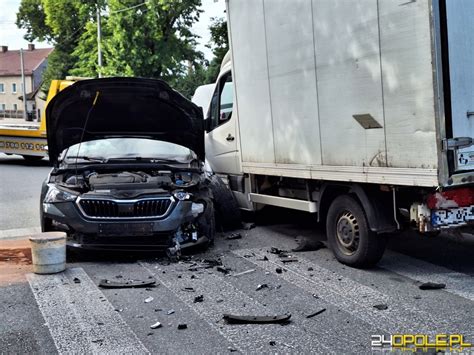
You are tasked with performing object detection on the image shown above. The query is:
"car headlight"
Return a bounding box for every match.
[173,191,191,201]
[44,185,78,203]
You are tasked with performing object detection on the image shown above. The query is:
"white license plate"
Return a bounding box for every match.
[431,205,474,228]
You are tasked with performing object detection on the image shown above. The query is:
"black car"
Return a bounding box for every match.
[40,77,215,254]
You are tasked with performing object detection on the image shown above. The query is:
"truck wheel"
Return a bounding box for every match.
[22,155,43,161]
[209,175,241,230]
[326,195,386,268]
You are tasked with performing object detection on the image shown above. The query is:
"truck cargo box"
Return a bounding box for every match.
[226,0,474,188]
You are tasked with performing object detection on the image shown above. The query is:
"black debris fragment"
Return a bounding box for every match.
[275,268,282,274]
[228,347,237,352]
[257,256,269,261]
[167,309,175,315]
[256,284,269,291]
[269,341,276,346]
[414,295,422,300]
[98,278,156,289]
[227,233,242,240]
[308,267,314,271]
[188,258,223,271]
[217,266,232,275]
[292,237,326,252]
[419,282,446,290]
[194,295,204,303]
[182,287,195,292]
[243,222,256,230]
[223,313,291,324]
[373,304,388,310]
[178,324,188,330]
[306,308,326,318]
[73,277,81,284]
[270,247,287,255]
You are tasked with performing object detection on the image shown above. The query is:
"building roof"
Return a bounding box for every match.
[0,47,53,77]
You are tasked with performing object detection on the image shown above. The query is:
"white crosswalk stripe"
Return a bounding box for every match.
[380,251,474,302]
[27,268,149,355]
[232,248,462,335]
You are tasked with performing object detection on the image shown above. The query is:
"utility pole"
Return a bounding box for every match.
[97,5,103,78]
[20,48,28,120]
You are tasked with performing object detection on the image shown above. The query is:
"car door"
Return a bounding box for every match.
[205,71,240,175]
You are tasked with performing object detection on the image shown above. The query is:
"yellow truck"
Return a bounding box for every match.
[0,79,74,161]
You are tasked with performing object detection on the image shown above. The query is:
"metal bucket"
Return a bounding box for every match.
[29,232,66,274]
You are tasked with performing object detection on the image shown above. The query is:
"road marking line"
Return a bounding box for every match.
[0,227,41,240]
[380,251,474,302]
[140,261,332,354]
[27,267,149,355]
[233,248,455,335]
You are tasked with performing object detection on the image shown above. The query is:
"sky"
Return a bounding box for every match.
[0,0,226,59]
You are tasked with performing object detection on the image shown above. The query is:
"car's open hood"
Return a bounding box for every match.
[46,77,204,166]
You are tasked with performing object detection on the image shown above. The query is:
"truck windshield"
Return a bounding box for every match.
[63,138,195,163]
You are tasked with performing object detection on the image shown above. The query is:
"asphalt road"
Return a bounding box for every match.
[1,155,473,353]
[0,153,51,231]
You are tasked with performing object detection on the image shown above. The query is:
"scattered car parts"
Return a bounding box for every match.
[419,282,446,290]
[306,308,326,318]
[98,278,156,289]
[223,313,291,324]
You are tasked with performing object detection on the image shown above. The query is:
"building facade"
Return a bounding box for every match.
[0,44,53,120]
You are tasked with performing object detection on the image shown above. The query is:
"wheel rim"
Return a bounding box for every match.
[335,211,360,256]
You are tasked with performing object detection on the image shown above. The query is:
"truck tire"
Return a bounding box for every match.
[326,195,386,268]
[209,175,241,230]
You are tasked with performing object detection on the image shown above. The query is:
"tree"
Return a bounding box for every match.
[103,0,203,83]
[16,0,98,88]
[16,0,204,92]
[205,17,228,83]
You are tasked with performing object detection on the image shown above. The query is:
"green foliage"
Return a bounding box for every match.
[16,0,51,42]
[204,17,228,83]
[173,61,207,99]
[16,0,229,98]
[103,0,203,81]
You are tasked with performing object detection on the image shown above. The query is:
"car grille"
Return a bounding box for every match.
[78,198,173,219]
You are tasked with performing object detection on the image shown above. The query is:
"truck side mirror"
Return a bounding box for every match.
[204,118,211,133]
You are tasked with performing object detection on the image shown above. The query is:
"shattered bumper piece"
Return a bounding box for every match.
[98,278,156,289]
[223,313,291,324]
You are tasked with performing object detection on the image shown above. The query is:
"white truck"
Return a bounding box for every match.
[198,0,474,267]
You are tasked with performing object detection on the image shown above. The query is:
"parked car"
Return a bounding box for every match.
[40,77,215,255]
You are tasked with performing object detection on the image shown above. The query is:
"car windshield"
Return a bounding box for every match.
[63,138,196,163]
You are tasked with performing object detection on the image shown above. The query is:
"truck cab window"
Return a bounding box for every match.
[209,72,233,131]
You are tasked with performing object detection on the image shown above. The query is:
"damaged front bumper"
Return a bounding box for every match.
[42,198,208,250]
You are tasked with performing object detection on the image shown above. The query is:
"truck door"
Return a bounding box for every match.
[445,0,474,171]
[205,70,240,175]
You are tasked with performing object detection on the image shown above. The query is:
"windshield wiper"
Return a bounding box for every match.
[106,157,189,163]
[66,155,107,163]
